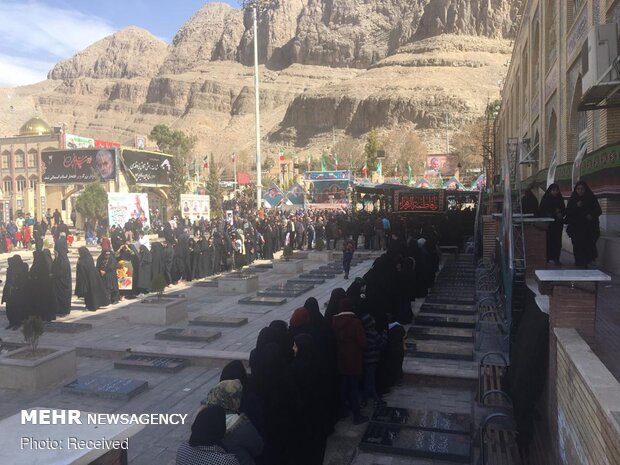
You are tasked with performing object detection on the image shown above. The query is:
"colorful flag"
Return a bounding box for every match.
[376,160,382,176]
[407,161,413,184]
[393,162,398,177]
[279,147,285,162]
[321,153,327,171]
[361,161,368,177]
[334,154,339,170]
[307,156,311,171]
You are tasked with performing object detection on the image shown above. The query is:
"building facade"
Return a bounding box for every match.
[495,0,620,270]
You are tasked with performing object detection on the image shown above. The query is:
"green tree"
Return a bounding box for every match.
[206,153,223,218]
[149,125,196,207]
[75,183,108,224]
[364,128,380,174]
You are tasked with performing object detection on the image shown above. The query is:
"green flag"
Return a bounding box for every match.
[334,153,339,170]
[376,160,382,176]
[321,153,327,171]
[407,162,413,184]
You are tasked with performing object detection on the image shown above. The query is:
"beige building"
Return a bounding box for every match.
[495,0,620,268]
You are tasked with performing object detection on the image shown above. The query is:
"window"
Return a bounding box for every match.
[3,179,12,194]
[27,150,37,168]
[16,177,26,192]
[29,177,37,189]
[15,151,25,169]
[1,152,9,169]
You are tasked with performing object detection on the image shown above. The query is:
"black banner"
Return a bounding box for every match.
[120,149,172,186]
[393,189,445,213]
[42,148,116,184]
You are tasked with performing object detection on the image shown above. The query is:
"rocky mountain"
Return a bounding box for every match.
[0,0,521,173]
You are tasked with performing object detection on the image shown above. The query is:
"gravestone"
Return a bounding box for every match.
[258,284,314,298]
[360,423,470,462]
[238,296,287,306]
[287,277,326,285]
[155,328,221,343]
[114,355,187,373]
[307,270,336,278]
[372,407,471,434]
[43,322,93,333]
[407,326,473,343]
[190,315,248,328]
[63,376,148,400]
[194,280,218,287]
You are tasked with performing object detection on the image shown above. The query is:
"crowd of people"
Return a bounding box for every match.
[177,235,442,465]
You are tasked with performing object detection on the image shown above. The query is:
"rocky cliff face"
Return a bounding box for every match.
[1,0,520,167]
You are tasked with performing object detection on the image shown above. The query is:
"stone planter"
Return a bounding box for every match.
[218,273,259,293]
[310,250,334,263]
[273,259,304,274]
[0,346,76,391]
[129,297,188,326]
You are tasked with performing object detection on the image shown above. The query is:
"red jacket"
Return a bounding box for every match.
[332,312,367,376]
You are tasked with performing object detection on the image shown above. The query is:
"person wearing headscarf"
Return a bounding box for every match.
[303,297,324,329]
[150,241,166,285]
[206,380,264,465]
[135,241,153,294]
[220,360,264,437]
[52,236,72,316]
[521,186,539,215]
[565,181,602,268]
[2,255,29,329]
[75,246,110,311]
[331,298,368,425]
[289,307,311,339]
[268,320,294,362]
[175,405,240,465]
[27,250,56,321]
[325,287,347,323]
[538,183,566,265]
[96,238,120,304]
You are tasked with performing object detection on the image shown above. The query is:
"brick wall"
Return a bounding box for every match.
[553,328,620,465]
[549,284,597,341]
[524,223,548,279]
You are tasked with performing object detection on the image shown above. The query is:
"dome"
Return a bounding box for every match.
[19,117,52,136]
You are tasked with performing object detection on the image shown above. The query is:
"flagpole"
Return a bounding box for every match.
[233,152,237,191]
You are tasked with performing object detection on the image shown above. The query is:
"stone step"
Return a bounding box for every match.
[408,326,473,343]
[415,314,475,329]
[419,305,476,316]
[406,340,474,361]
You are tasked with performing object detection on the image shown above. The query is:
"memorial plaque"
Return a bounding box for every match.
[238,296,287,306]
[63,376,148,400]
[360,423,470,463]
[114,355,187,373]
[407,326,473,343]
[287,277,326,285]
[190,315,248,327]
[43,322,93,333]
[155,328,221,343]
[406,340,473,361]
[415,315,475,329]
[372,407,471,434]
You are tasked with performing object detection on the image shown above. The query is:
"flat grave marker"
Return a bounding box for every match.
[360,423,470,463]
[189,315,248,328]
[114,355,188,373]
[63,376,148,401]
[43,322,93,333]
[155,328,221,343]
[238,296,287,306]
[371,407,471,435]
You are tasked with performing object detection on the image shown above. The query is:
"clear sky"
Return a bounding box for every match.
[0,0,242,87]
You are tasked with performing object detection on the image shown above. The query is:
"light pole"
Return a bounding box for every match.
[243,0,268,209]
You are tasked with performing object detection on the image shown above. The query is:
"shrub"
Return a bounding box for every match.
[315,238,325,251]
[283,245,294,260]
[151,274,167,301]
[22,316,44,356]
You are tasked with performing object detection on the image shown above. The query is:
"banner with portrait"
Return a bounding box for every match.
[120,149,173,186]
[65,133,95,149]
[425,155,459,177]
[42,148,117,184]
[107,192,150,229]
[116,259,133,291]
[180,194,211,221]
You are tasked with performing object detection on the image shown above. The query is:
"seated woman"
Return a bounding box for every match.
[176,405,240,465]
[205,380,264,465]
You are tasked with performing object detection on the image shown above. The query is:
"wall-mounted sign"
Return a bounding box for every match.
[120,149,172,186]
[393,190,445,213]
[42,148,116,184]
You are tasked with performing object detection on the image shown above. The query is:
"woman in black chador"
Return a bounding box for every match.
[2,255,29,329]
[96,238,119,304]
[538,183,566,265]
[52,237,72,316]
[136,243,153,293]
[565,181,602,268]
[27,250,56,321]
[75,246,110,311]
